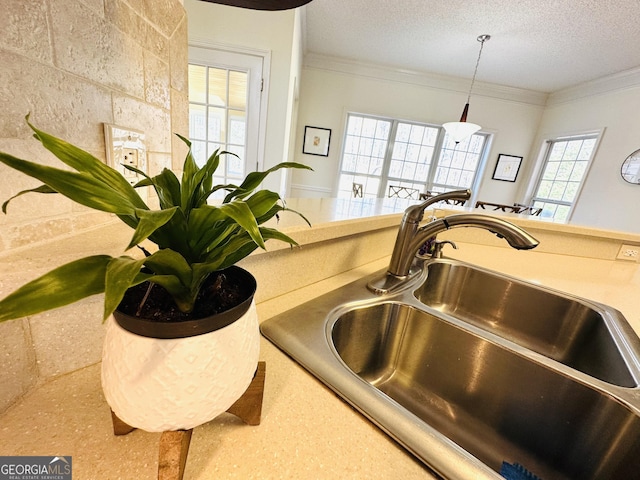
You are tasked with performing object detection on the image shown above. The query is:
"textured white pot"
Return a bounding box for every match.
[101,301,260,432]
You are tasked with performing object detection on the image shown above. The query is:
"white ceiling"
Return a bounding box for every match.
[302,0,640,93]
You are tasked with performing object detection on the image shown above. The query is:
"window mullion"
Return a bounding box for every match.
[225,69,230,150]
[533,139,555,195]
[204,67,209,148]
[379,120,399,198]
[427,128,447,190]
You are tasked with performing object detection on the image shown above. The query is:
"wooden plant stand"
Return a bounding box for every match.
[110,361,266,480]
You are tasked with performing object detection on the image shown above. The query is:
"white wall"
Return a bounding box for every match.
[280,8,304,197]
[292,58,640,234]
[183,4,639,233]
[184,0,298,192]
[522,86,640,233]
[290,60,545,205]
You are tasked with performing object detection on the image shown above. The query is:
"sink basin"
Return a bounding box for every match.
[261,258,640,479]
[415,260,639,387]
[333,302,640,480]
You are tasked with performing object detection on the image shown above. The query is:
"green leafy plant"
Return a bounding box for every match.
[0,117,311,322]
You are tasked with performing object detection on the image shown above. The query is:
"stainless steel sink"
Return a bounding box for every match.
[261,258,640,480]
[334,302,640,480]
[415,260,639,387]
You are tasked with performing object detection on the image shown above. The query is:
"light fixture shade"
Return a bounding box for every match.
[442,35,491,145]
[443,121,481,144]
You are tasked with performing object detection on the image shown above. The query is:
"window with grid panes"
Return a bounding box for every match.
[531,134,598,222]
[337,113,489,199]
[434,134,485,192]
[188,64,248,187]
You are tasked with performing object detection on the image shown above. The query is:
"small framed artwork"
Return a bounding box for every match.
[492,154,523,182]
[303,126,331,156]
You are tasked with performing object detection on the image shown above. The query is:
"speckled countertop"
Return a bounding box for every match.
[1,243,639,479]
[0,257,436,480]
[1,198,639,479]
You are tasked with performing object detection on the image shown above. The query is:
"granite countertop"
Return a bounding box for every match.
[1,241,639,479]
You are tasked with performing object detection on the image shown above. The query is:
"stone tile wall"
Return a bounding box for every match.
[0,0,188,412]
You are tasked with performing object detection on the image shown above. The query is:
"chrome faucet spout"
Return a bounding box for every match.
[388,189,471,277]
[402,189,471,224]
[390,214,539,277]
[368,190,539,295]
[367,213,539,295]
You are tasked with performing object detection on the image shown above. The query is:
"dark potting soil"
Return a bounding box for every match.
[117,272,249,323]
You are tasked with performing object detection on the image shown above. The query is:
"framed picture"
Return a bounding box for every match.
[303,126,331,156]
[492,154,523,182]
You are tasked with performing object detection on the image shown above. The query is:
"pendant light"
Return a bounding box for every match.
[443,34,491,144]
[200,0,313,9]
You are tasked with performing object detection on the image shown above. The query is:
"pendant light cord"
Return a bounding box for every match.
[467,34,490,103]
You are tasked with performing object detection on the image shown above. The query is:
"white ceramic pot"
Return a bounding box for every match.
[101,300,260,432]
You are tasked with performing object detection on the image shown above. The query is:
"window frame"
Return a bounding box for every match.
[335,112,491,200]
[188,41,270,179]
[527,129,603,222]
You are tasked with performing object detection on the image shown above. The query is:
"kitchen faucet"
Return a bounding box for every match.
[368,190,540,294]
[387,189,472,274]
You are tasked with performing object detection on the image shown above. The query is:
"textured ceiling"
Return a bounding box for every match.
[303,0,640,93]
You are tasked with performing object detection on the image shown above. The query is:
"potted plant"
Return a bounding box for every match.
[0,116,311,432]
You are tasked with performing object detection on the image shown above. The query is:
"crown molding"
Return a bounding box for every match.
[304,53,640,107]
[547,66,640,105]
[303,53,549,107]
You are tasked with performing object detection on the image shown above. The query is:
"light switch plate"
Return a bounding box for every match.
[104,124,147,188]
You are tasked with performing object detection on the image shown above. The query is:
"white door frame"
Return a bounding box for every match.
[188,39,270,173]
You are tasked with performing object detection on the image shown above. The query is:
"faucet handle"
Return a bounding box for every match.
[431,240,457,258]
